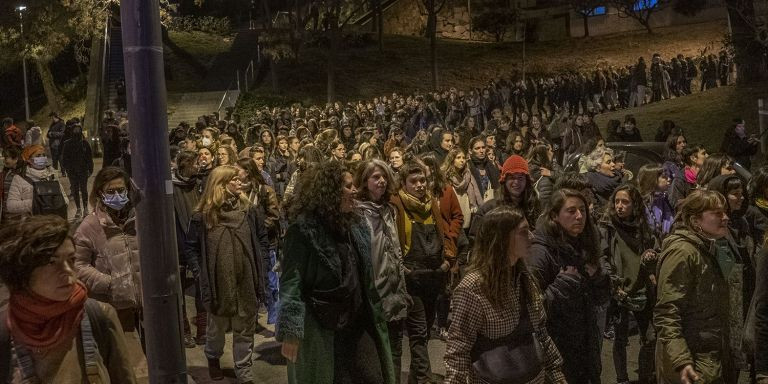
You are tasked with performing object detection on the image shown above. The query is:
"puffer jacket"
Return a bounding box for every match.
[74,207,142,310]
[654,229,737,383]
[6,166,67,215]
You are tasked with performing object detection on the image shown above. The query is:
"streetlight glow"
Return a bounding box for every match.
[16,5,27,12]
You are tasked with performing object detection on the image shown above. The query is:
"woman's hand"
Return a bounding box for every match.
[281,338,300,363]
[679,364,700,384]
[540,167,552,177]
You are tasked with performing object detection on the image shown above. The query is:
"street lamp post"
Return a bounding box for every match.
[16,5,30,121]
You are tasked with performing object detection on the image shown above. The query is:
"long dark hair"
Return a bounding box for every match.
[287,160,358,234]
[538,189,601,264]
[470,206,540,309]
[605,184,654,245]
[89,166,134,209]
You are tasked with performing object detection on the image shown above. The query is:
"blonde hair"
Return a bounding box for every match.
[195,165,250,228]
[674,189,727,232]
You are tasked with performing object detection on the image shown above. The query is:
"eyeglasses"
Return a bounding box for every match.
[104,187,127,195]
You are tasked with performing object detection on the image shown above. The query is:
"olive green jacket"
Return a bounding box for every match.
[654,229,735,383]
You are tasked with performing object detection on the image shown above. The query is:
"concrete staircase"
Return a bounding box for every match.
[106,24,125,112]
[166,90,239,128]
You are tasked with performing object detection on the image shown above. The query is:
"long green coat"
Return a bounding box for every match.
[276,214,396,384]
[654,229,736,383]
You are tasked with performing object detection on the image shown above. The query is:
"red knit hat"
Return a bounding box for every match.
[500,155,529,182]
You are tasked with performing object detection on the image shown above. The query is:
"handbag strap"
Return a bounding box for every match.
[472,281,534,352]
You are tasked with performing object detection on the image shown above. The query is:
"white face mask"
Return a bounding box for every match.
[32,156,48,170]
[201,137,213,147]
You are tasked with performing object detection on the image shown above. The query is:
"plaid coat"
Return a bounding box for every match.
[444,269,566,384]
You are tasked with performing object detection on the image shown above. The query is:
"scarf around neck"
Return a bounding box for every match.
[450,167,472,195]
[398,189,433,223]
[7,282,88,351]
[684,166,698,184]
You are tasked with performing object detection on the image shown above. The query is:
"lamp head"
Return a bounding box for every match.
[16,5,27,12]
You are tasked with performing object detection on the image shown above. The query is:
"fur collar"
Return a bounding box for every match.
[294,214,372,280]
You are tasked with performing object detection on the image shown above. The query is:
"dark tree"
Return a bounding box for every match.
[725,0,768,82]
[472,4,520,42]
[422,0,448,90]
[609,0,670,34]
[561,0,606,37]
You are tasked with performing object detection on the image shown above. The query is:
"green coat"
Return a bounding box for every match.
[654,229,736,383]
[276,214,396,384]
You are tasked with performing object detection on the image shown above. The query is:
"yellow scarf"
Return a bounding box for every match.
[399,189,435,255]
[757,197,768,211]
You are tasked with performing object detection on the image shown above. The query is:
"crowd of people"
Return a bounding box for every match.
[0,46,764,384]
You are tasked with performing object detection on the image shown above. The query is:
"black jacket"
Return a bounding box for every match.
[721,132,758,170]
[61,137,94,176]
[754,247,768,375]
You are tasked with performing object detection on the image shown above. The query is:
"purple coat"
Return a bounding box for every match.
[645,192,674,240]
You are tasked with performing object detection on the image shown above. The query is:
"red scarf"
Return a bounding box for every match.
[7,282,88,351]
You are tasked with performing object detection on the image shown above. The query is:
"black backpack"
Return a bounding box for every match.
[21,175,68,219]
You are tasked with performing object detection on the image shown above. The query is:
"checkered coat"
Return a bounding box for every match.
[444,269,566,384]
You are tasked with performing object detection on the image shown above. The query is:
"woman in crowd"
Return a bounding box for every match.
[61,123,94,218]
[0,146,21,223]
[444,206,566,384]
[72,166,146,377]
[637,164,675,239]
[277,161,395,384]
[6,145,68,217]
[471,155,539,240]
[655,189,741,384]
[186,165,268,383]
[468,136,499,203]
[696,153,735,187]
[584,147,622,209]
[669,145,709,207]
[354,159,412,367]
[527,142,560,204]
[236,157,282,325]
[529,189,609,384]
[505,131,527,157]
[0,215,137,383]
[197,145,216,186]
[388,147,405,175]
[442,148,483,233]
[216,145,236,167]
[599,184,658,384]
[662,133,687,182]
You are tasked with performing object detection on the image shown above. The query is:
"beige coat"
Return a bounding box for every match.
[74,207,142,311]
[6,167,68,215]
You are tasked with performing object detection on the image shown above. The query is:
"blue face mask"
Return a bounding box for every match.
[103,191,129,210]
[32,156,48,169]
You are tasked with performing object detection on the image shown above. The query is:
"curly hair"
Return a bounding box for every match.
[0,215,71,291]
[287,160,358,232]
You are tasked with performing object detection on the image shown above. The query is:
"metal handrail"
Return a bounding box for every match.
[217,49,259,114]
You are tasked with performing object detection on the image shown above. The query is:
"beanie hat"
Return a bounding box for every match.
[500,155,529,182]
[22,144,45,162]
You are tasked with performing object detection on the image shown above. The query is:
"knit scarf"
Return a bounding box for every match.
[450,167,472,195]
[398,189,432,223]
[684,166,698,184]
[7,282,88,351]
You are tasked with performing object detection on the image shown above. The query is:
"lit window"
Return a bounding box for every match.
[634,0,659,11]
[590,6,606,16]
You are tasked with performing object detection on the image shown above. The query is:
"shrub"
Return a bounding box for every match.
[167,15,232,36]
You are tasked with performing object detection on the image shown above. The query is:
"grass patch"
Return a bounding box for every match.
[246,20,729,105]
[167,31,233,68]
[594,82,768,152]
[165,31,233,92]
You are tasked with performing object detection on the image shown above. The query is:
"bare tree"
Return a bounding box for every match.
[561,0,606,37]
[725,0,768,82]
[608,0,669,34]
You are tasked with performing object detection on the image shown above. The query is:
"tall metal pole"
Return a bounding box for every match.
[17,6,30,121]
[120,1,188,382]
